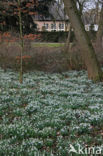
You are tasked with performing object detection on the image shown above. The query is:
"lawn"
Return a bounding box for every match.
[6,42,65,48]
[31,42,65,48]
[0,69,103,155]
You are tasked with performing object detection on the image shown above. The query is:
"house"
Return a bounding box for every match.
[33,2,100,32]
[34,19,70,32]
[83,8,101,31]
[33,1,70,32]
[85,24,99,31]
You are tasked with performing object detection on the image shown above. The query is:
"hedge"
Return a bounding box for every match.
[34,31,75,43]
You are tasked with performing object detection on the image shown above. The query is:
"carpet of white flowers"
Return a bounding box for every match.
[0,68,103,155]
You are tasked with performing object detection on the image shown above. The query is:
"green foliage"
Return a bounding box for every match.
[34,31,75,42]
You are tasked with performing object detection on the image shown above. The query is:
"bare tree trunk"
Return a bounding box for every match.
[96,4,103,48]
[65,24,71,52]
[18,0,23,84]
[63,0,103,81]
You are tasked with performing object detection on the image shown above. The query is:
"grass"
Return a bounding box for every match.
[31,42,65,48]
[0,69,103,155]
[1,41,65,48]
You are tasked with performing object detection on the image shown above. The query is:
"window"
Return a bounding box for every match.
[44,23,49,30]
[51,23,56,30]
[85,25,90,31]
[59,23,64,30]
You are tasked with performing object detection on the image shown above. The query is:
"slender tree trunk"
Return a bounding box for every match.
[65,24,72,52]
[96,4,103,48]
[17,0,23,83]
[66,25,71,46]
[63,0,103,81]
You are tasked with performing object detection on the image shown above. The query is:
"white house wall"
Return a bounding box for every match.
[35,21,70,32]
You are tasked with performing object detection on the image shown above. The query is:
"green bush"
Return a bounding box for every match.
[34,31,75,42]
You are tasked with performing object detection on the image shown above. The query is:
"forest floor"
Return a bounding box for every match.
[0,68,103,155]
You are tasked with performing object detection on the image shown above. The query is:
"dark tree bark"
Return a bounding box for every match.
[63,0,103,81]
[96,4,103,48]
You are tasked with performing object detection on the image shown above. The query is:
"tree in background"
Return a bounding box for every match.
[0,0,55,83]
[0,0,54,33]
[65,0,92,52]
[96,1,103,48]
[63,0,103,81]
